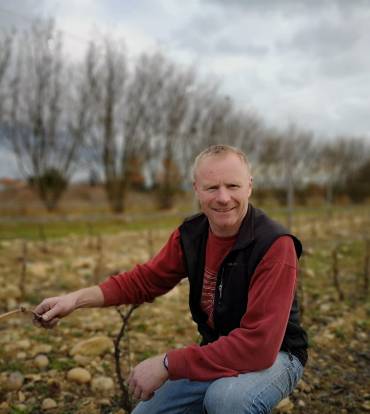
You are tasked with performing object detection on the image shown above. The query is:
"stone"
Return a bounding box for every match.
[70,336,112,357]
[297,379,311,393]
[73,354,93,365]
[67,367,92,384]
[41,398,57,410]
[31,344,53,356]
[16,352,27,360]
[17,339,31,350]
[6,372,24,391]
[14,404,27,412]
[276,397,294,413]
[362,401,370,411]
[18,391,26,402]
[34,354,49,370]
[1,284,21,300]
[91,376,115,395]
[7,298,18,310]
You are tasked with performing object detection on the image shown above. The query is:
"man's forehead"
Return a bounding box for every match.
[194,156,250,186]
[197,153,248,173]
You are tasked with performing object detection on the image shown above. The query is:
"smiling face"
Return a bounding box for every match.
[193,152,253,237]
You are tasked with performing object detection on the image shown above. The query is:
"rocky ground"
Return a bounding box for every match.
[0,219,369,413]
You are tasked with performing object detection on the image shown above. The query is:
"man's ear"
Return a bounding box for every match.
[248,176,253,197]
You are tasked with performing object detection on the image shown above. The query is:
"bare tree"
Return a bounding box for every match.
[257,125,314,228]
[85,38,164,213]
[4,20,81,211]
[0,30,13,121]
[153,63,196,208]
[317,136,368,206]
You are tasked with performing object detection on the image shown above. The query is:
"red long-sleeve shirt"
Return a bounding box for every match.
[99,229,297,381]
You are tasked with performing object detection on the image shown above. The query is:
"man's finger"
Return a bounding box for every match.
[34,299,54,316]
[42,306,60,322]
[35,317,60,330]
[44,318,60,329]
[141,391,154,401]
[133,385,142,400]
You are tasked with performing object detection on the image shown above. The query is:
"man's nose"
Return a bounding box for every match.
[215,187,231,203]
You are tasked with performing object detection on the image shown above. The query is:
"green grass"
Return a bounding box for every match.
[1,204,368,241]
[49,356,76,371]
[0,214,184,240]
[0,360,26,373]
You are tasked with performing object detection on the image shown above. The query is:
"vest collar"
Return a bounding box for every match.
[184,204,256,250]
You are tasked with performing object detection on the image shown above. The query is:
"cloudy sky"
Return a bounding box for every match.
[0,0,369,177]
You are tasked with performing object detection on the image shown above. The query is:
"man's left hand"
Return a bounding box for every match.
[128,353,169,401]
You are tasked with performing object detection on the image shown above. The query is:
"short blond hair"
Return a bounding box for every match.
[191,144,251,181]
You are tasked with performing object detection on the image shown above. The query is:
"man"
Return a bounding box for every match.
[35,145,308,413]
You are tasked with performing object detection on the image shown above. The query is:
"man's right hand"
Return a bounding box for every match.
[34,293,78,328]
[33,286,105,329]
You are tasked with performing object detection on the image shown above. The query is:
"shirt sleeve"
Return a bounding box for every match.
[99,228,185,306]
[167,235,298,381]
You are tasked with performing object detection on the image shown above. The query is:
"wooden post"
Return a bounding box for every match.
[38,223,48,253]
[364,238,370,296]
[93,234,103,284]
[147,229,154,260]
[86,222,94,249]
[19,241,28,300]
[332,244,344,301]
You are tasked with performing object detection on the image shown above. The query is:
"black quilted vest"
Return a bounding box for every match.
[179,204,308,366]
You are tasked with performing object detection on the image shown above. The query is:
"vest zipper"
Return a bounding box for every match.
[218,267,225,304]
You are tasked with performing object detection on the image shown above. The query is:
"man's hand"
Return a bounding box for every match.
[33,293,78,328]
[128,354,169,401]
[33,286,104,329]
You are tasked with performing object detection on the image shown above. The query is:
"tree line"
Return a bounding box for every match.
[0,19,369,214]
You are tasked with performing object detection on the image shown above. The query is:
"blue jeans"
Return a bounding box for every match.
[132,351,304,414]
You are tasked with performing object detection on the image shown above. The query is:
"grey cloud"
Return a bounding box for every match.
[0,1,49,30]
[202,0,370,16]
[284,19,362,57]
[215,37,269,56]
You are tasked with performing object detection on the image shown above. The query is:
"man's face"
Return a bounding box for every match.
[193,152,252,237]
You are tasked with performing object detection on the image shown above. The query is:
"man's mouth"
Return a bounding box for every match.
[213,207,235,212]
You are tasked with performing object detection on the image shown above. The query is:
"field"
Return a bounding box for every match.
[0,190,369,413]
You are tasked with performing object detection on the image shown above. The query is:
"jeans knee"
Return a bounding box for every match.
[204,379,275,414]
[203,380,249,414]
[204,389,269,414]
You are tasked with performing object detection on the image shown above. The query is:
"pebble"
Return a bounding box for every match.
[31,344,53,357]
[17,339,31,350]
[276,397,294,413]
[297,379,311,393]
[70,336,112,357]
[34,354,49,370]
[1,284,21,300]
[16,352,27,360]
[91,376,115,394]
[362,401,370,411]
[41,398,58,410]
[73,354,93,366]
[6,372,24,391]
[14,404,27,412]
[7,298,18,310]
[18,391,26,402]
[99,398,111,406]
[67,367,92,384]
